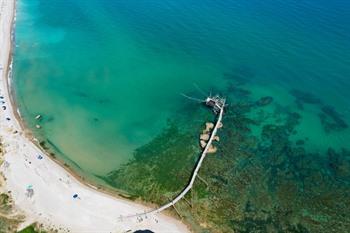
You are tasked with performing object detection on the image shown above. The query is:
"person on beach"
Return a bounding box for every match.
[26,185,34,198]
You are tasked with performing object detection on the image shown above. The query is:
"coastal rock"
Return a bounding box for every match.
[208,145,217,154]
[200,134,210,141]
[205,122,214,131]
[256,96,273,107]
[35,124,41,129]
[200,140,207,148]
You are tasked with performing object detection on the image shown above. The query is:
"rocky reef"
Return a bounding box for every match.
[104,84,350,233]
[289,89,348,134]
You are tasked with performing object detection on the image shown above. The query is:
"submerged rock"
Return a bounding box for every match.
[296,139,305,146]
[290,89,322,104]
[227,83,252,97]
[256,96,274,107]
[319,105,348,133]
[322,105,348,128]
[327,148,350,179]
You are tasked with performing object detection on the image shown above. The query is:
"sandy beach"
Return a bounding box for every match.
[0,0,189,232]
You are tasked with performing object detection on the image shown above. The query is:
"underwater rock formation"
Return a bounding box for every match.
[223,65,256,86]
[319,105,348,133]
[290,89,322,105]
[227,83,252,98]
[104,94,350,233]
[256,96,274,107]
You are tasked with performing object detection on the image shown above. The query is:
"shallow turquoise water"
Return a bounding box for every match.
[13,0,350,180]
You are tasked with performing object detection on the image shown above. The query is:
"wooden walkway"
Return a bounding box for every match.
[119,98,225,220]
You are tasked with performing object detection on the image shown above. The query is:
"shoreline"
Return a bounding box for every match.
[5,1,158,207]
[0,0,189,232]
[5,1,159,208]
[5,1,124,200]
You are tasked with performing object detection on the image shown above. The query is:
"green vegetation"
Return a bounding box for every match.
[18,224,47,233]
[18,225,38,233]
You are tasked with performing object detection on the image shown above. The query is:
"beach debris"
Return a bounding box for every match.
[200,133,210,141]
[35,124,41,129]
[0,96,3,99]
[6,117,10,121]
[2,106,6,110]
[35,114,42,120]
[37,155,43,160]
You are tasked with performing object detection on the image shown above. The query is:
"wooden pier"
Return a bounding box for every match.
[119,95,225,220]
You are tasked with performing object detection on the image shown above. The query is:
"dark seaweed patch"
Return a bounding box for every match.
[105,120,200,203]
[290,89,322,110]
[227,83,252,99]
[256,96,273,107]
[319,105,348,133]
[102,90,350,233]
[290,89,322,104]
[223,65,256,85]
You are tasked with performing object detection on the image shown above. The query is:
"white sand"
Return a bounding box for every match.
[0,0,189,232]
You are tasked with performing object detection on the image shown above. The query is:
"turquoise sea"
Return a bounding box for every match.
[13,0,350,232]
